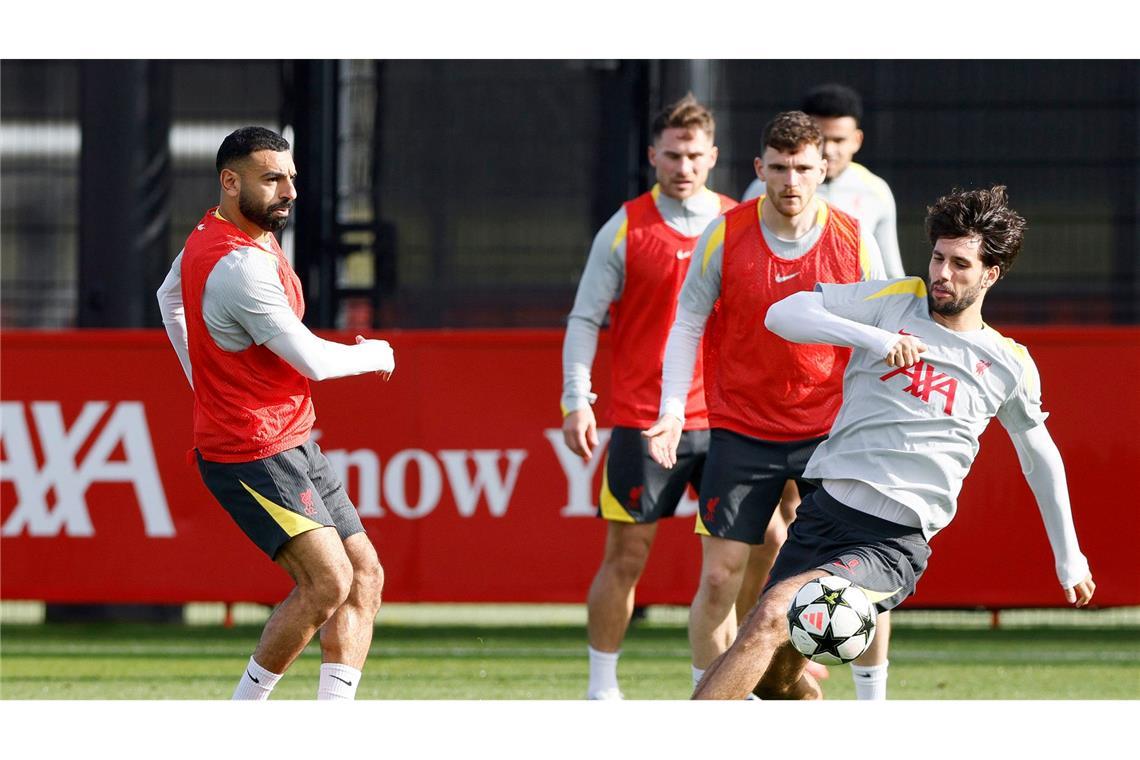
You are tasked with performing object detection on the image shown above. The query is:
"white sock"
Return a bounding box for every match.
[232,656,282,701]
[851,660,889,701]
[691,665,706,691]
[587,646,621,697]
[318,663,362,700]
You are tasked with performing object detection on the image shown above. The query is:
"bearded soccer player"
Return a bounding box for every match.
[693,185,1095,700]
[157,126,395,700]
[562,95,735,700]
[644,111,885,697]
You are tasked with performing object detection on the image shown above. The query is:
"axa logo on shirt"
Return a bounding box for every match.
[879,360,959,415]
[0,401,175,538]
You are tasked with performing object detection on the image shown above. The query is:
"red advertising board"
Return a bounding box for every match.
[1,327,1137,608]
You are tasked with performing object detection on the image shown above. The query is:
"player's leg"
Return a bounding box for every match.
[794,487,929,701]
[693,569,825,699]
[688,534,751,681]
[734,480,798,620]
[689,429,787,689]
[316,532,384,699]
[197,447,353,700]
[585,426,700,699]
[305,440,384,699]
[586,520,657,698]
[850,610,891,699]
[254,526,354,675]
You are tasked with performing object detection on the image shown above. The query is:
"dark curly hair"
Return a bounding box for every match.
[760,111,824,155]
[925,185,1027,279]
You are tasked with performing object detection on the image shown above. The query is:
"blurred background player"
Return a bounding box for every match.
[740,82,903,698]
[157,127,395,700]
[695,185,1095,699]
[644,111,885,696]
[561,95,736,699]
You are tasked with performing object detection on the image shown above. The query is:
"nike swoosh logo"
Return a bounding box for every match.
[330,675,354,686]
[676,250,693,260]
[775,272,799,283]
[247,670,260,684]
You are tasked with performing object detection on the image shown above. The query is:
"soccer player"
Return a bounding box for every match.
[744,83,902,278]
[561,95,735,700]
[741,83,905,699]
[693,185,1096,699]
[643,111,885,696]
[156,126,395,700]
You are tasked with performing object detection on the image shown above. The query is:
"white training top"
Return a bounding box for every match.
[802,277,1047,534]
[744,162,902,278]
[765,281,1090,588]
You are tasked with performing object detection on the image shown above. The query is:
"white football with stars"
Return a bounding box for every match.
[786,575,877,665]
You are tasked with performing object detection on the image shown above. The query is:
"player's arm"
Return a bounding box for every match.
[561,209,627,461]
[643,217,723,468]
[765,289,925,367]
[875,188,904,278]
[156,251,193,389]
[265,327,394,382]
[212,252,395,382]
[857,228,888,281]
[1008,424,1095,606]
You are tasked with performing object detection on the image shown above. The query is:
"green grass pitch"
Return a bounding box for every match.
[2,604,1137,700]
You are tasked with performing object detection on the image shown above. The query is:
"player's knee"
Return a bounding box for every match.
[301,558,354,617]
[356,558,385,612]
[605,547,650,584]
[701,563,744,603]
[741,598,788,644]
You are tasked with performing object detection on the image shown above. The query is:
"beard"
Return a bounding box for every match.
[928,280,983,316]
[239,191,292,233]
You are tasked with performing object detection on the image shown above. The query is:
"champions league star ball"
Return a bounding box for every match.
[786,575,877,665]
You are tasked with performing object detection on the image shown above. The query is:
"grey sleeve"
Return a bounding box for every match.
[659,218,724,418]
[156,251,193,388]
[859,227,887,281]
[875,186,904,278]
[204,250,304,347]
[561,208,627,412]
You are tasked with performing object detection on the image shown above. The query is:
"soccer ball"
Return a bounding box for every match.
[786,575,877,665]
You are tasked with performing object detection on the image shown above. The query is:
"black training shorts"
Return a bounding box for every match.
[765,487,931,612]
[695,428,823,544]
[197,438,365,559]
[599,426,708,523]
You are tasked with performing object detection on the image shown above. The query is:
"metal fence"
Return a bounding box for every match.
[2,60,1137,329]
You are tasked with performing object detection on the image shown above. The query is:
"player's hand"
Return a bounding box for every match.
[1064,574,1095,607]
[885,335,927,368]
[562,407,599,461]
[356,335,394,381]
[642,414,683,469]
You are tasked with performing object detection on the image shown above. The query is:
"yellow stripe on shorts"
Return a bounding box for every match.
[598,454,636,523]
[239,479,324,537]
[858,587,902,604]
